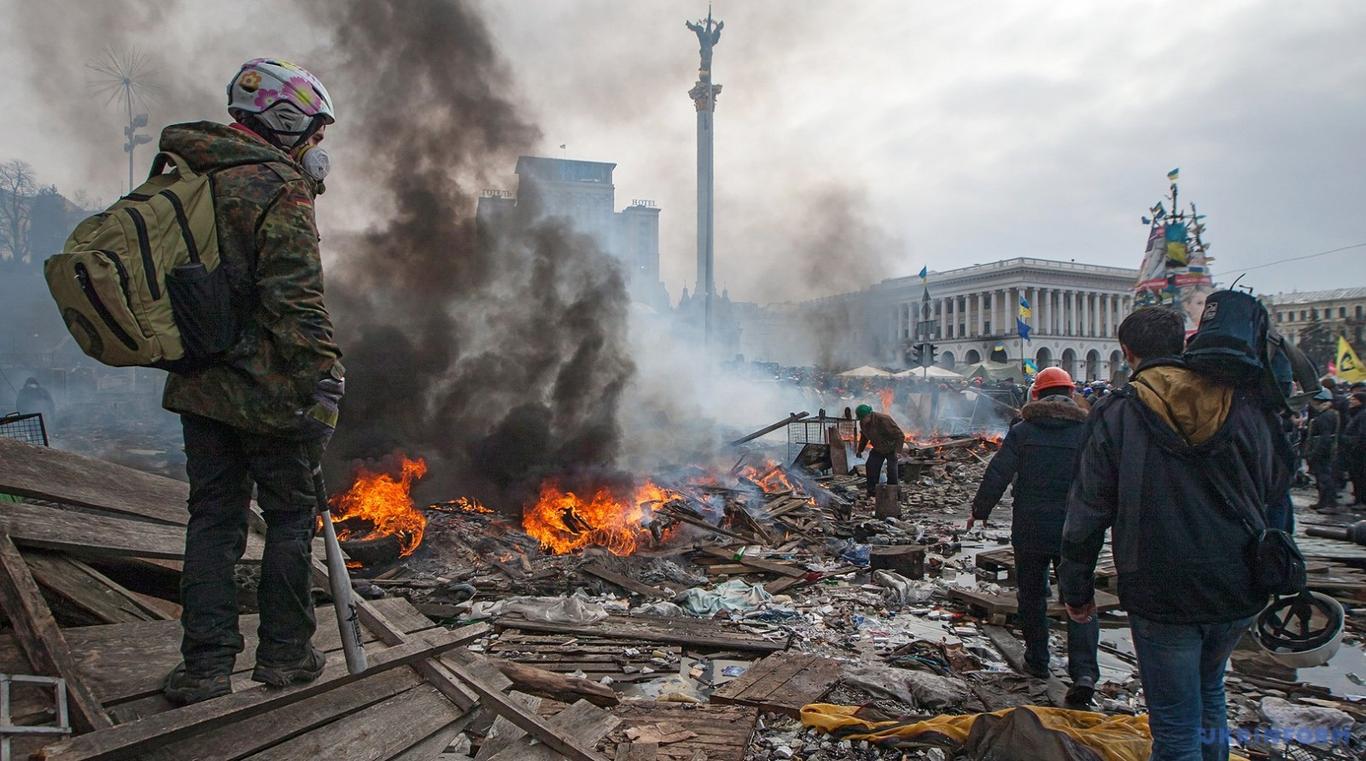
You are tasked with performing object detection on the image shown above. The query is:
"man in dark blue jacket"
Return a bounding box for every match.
[969,366,1099,705]
[1061,307,1288,761]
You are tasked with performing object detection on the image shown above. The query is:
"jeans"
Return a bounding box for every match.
[1130,614,1254,761]
[865,449,899,496]
[1015,550,1099,683]
[180,414,319,674]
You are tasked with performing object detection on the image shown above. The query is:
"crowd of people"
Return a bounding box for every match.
[855,304,1346,761]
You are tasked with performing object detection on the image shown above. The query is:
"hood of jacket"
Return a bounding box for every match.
[1020,396,1089,424]
[1131,364,1232,446]
[159,121,297,175]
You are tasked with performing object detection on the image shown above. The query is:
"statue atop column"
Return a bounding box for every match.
[685,8,723,75]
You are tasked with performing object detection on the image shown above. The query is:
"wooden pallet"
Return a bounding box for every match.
[487,632,682,684]
[594,701,758,761]
[973,546,1118,587]
[709,651,842,717]
[950,587,1122,625]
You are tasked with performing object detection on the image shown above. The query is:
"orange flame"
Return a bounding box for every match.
[522,479,679,556]
[332,456,429,557]
[428,496,493,514]
[879,388,894,412]
[737,459,797,494]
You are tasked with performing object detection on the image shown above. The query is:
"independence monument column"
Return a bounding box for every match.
[686,7,723,343]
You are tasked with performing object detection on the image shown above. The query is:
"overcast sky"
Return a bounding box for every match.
[4,0,1364,304]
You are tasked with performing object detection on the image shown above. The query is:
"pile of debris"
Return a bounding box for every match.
[1,427,1362,760]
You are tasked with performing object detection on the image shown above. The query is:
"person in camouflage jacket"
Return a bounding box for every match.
[162,59,343,706]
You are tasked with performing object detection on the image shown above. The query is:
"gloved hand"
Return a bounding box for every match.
[300,374,344,455]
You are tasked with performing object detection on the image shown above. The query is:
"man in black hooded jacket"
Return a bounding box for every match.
[968,366,1099,705]
[1060,307,1287,761]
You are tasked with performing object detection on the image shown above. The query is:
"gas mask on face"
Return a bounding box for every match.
[297,144,331,183]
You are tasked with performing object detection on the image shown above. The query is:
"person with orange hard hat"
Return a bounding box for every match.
[968,365,1099,705]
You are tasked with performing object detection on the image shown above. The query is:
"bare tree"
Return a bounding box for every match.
[0,159,36,269]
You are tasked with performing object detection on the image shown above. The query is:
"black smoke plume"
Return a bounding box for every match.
[312,0,635,505]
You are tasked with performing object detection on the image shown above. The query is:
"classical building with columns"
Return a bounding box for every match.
[736,257,1141,380]
[872,258,1140,380]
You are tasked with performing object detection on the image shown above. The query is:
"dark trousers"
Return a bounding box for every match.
[1015,550,1100,683]
[865,449,899,496]
[180,414,318,674]
[1311,464,1338,506]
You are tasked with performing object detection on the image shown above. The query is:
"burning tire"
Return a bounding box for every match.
[339,531,403,568]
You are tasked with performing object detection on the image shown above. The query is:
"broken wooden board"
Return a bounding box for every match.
[0,533,113,733]
[25,550,178,624]
[982,624,1069,706]
[580,562,671,599]
[1,500,190,560]
[950,587,1121,624]
[494,614,789,654]
[709,651,841,717]
[444,661,610,761]
[974,546,1118,587]
[485,698,620,761]
[37,628,481,761]
[697,547,804,577]
[604,702,758,761]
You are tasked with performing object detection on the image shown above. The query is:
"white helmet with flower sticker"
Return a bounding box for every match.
[227,58,335,147]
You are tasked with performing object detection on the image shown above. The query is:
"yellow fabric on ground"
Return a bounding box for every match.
[800,704,1250,761]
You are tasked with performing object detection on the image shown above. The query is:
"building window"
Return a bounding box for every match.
[1358,305,1364,319]
[1300,310,1307,321]
[1340,307,1347,318]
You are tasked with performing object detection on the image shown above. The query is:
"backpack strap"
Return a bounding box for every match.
[148,152,199,180]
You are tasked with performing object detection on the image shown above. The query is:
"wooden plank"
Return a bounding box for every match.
[444,664,611,761]
[495,616,788,654]
[0,501,187,559]
[607,703,756,761]
[36,627,484,761]
[475,692,541,761]
[0,532,112,733]
[25,550,155,623]
[46,596,436,708]
[389,711,479,761]
[486,699,620,761]
[242,682,466,761]
[581,562,670,599]
[697,548,803,578]
[0,437,188,526]
[141,667,425,761]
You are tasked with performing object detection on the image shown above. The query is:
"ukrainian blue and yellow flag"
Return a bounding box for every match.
[1167,167,1180,183]
[918,265,928,281]
[1022,359,1039,377]
[1016,296,1032,341]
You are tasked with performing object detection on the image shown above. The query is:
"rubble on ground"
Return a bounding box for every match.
[0,431,1362,760]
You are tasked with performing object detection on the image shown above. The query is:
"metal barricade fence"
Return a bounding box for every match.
[0,414,48,447]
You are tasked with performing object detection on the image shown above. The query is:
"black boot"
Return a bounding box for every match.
[163,663,231,705]
[252,646,326,687]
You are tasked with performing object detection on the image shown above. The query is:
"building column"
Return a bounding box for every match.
[1041,288,1051,336]
[1082,291,1091,337]
[1103,293,1112,336]
[976,292,985,337]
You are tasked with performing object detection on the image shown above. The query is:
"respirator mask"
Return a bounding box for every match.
[296,144,331,183]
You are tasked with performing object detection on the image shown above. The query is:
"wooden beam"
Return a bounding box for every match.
[485,699,620,761]
[443,663,610,761]
[0,533,113,733]
[0,501,187,560]
[0,438,188,526]
[25,551,155,623]
[34,627,484,761]
[580,562,670,599]
[493,658,619,707]
[727,412,808,447]
[494,616,789,654]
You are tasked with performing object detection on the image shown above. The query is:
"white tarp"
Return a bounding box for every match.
[838,365,894,378]
[893,366,963,379]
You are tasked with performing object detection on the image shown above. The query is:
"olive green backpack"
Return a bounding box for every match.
[45,152,233,369]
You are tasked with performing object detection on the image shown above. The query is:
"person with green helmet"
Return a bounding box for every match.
[855,404,905,498]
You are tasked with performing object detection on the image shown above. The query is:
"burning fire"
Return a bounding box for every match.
[879,387,895,412]
[331,455,429,557]
[427,496,493,514]
[522,480,679,556]
[737,460,797,494]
